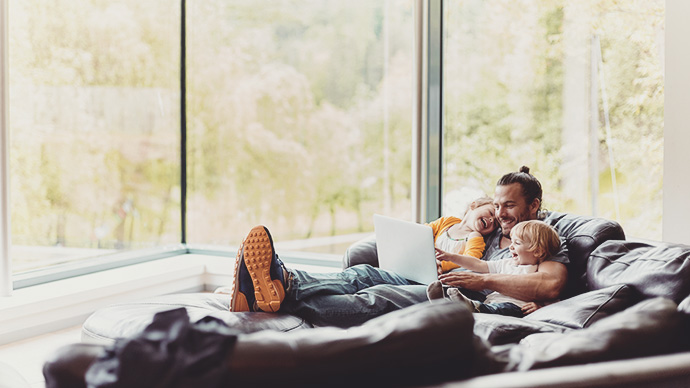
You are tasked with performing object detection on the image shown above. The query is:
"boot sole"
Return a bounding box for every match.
[230,240,250,312]
[241,226,284,312]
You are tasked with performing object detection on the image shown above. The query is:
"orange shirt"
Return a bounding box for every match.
[427,216,486,272]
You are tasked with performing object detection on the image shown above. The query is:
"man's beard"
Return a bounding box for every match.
[500,211,532,238]
[500,220,513,238]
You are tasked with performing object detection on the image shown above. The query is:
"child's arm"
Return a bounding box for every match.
[521,302,542,315]
[435,249,489,274]
[522,297,559,315]
[436,232,489,273]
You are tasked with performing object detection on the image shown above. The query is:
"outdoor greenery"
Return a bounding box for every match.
[8,0,664,271]
[443,0,664,240]
[185,0,414,243]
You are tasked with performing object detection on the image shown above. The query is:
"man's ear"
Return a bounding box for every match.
[529,198,541,216]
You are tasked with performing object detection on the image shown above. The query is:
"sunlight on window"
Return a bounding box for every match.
[9,1,181,272]
[442,0,664,240]
[186,0,415,252]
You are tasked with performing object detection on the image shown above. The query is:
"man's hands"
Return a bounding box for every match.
[437,271,486,290]
[435,247,488,289]
[436,260,566,306]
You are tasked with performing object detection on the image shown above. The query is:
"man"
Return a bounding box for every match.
[439,166,568,302]
[229,166,568,327]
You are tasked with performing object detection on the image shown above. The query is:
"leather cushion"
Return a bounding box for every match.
[541,212,625,298]
[679,294,690,315]
[231,301,483,387]
[504,298,686,371]
[81,293,311,345]
[587,241,690,303]
[524,284,640,329]
[473,313,570,346]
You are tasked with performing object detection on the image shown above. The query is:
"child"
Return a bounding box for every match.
[427,196,497,273]
[428,220,561,317]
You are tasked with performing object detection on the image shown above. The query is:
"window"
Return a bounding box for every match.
[5,0,673,287]
[9,1,181,273]
[442,0,664,240]
[7,0,415,277]
[186,0,415,254]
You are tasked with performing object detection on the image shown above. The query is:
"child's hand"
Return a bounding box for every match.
[521,302,542,315]
[434,247,453,262]
[435,248,462,273]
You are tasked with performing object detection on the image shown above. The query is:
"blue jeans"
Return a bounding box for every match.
[477,302,523,317]
[281,264,429,327]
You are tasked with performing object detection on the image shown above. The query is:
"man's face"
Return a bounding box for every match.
[493,183,538,237]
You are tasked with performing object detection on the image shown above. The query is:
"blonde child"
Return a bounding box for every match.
[429,220,561,317]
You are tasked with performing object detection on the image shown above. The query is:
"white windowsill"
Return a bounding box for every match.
[0,254,337,346]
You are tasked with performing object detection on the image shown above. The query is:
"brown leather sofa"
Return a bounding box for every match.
[68,212,690,386]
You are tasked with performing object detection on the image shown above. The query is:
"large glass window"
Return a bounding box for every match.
[442,0,664,240]
[9,1,181,273]
[186,1,415,254]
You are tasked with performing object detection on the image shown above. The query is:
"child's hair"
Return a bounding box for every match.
[510,220,560,261]
[462,196,493,218]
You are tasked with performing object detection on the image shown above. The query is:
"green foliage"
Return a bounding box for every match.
[185,0,414,242]
[10,0,181,253]
[443,0,663,239]
[8,0,664,263]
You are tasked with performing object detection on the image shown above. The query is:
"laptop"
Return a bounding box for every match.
[373,214,439,284]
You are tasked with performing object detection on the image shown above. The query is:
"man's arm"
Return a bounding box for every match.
[437,260,567,301]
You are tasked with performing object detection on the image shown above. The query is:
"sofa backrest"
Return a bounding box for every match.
[587,240,690,304]
[541,211,625,298]
[342,234,378,269]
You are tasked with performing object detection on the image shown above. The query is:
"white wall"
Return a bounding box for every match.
[0,0,10,296]
[663,0,690,245]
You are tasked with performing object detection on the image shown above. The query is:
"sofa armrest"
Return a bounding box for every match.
[587,240,690,303]
[341,234,378,269]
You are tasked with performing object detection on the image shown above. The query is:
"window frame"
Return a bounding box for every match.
[1,0,10,296]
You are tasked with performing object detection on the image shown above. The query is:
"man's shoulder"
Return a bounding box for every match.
[538,211,571,265]
[484,227,502,244]
[482,229,508,262]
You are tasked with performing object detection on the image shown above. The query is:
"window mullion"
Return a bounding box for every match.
[424,0,442,223]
